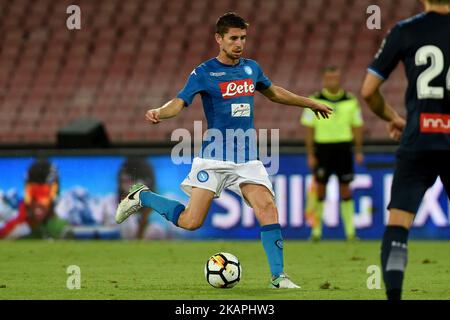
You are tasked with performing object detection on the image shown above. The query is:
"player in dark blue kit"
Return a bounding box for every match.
[361,0,450,300]
[116,13,332,288]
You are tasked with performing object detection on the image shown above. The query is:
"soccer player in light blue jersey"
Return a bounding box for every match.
[116,12,332,288]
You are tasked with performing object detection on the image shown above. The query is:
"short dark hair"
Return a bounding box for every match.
[427,0,450,4]
[215,12,249,37]
[322,65,340,74]
[26,158,58,184]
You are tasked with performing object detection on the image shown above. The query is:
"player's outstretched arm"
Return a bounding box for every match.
[260,85,333,119]
[145,98,185,124]
[361,74,399,121]
[361,73,406,140]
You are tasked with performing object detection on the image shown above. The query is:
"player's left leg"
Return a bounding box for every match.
[439,151,450,200]
[381,150,437,300]
[339,182,356,240]
[382,209,414,300]
[240,183,300,289]
[336,144,356,240]
[311,144,332,241]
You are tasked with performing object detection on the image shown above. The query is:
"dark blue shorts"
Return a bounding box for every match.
[314,142,354,184]
[388,149,450,214]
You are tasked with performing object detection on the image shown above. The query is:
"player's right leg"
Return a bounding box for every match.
[311,180,326,241]
[116,183,214,229]
[117,157,220,229]
[311,144,331,241]
[176,187,215,230]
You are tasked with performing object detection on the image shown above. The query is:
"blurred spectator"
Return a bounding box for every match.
[0,159,68,239]
[23,159,68,238]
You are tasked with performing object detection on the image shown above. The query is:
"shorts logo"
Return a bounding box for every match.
[231,103,251,117]
[197,170,209,182]
[275,239,283,249]
[420,113,450,133]
[244,66,253,75]
[219,79,255,99]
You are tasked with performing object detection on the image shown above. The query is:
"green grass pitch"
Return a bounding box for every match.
[0,240,449,300]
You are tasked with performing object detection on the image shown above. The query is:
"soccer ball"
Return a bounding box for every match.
[204,252,242,288]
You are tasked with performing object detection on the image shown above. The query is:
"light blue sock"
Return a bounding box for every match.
[139,191,185,226]
[261,223,284,278]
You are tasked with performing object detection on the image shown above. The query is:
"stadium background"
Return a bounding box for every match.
[1,0,449,240]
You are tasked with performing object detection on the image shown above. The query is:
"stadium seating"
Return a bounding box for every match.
[0,0,421,144]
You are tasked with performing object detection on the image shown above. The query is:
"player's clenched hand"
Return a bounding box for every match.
[308,101,333,119]
[145,109,161,124]
[387,116,406,141]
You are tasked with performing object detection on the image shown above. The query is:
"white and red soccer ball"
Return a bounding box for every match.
[204,252,242,288]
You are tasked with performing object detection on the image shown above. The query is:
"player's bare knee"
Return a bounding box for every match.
[387,209,414,229]
[254,200,278,223]
[341,190,352,201]
[183,218,203,231]
[317,184,327,200]
[339,184,352,199]
[317,192,326,201]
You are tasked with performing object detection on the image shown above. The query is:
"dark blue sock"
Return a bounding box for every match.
[261,223,284,278]
[139,191,185,226]
[381,226,409,300]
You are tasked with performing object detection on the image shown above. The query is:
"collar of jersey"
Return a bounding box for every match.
[426,11,450,17]
[213,57,243,68]
[321,88,345,101]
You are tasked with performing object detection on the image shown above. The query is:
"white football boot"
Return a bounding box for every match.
[115,183,149,224]
[269,273,301,289]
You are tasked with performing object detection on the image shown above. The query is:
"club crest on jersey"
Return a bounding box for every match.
[219,79,255,99]
[244,66,253,75]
